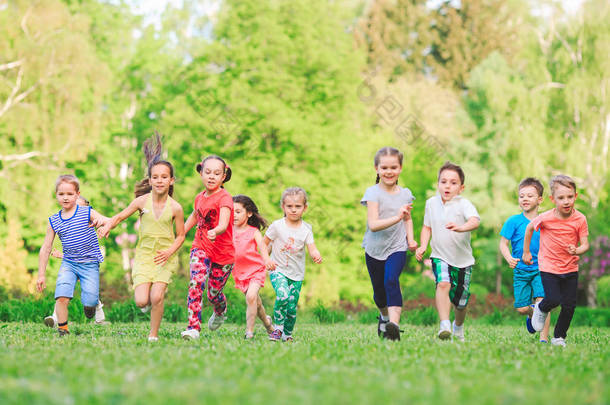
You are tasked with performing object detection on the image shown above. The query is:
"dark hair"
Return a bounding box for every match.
[519,177,544,197]
[438,161,465,184]
[233,195,268,231]
[134,131,175,197]
[196,155,232,187]
[550,174,577,194]
[374,147,403,184]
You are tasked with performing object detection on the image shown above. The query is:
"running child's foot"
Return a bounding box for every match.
[551,337,566,347]
[148,336,159,342]
[208,311,226,331]
[377,316,389,337]
[244,331,254,340]
[282,335,293,342]
[265,315,274,333]
[539,339,548,344]
[44,314,57,328]
[181,328,200,340]
[140,305,151,314]
[525,317,536,334]
[268,329,282,341]
[531,302,548,331]
[95,302,111,325]
[57,328,70,337]
[384,322,400,341]
[452,321,465,342]
[438,324,452,340]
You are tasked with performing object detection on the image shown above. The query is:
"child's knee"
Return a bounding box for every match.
[135,297,149,308]
[151,293,164,307]
[84,306,96,319]
[437,282,451,292]
[246,292,258,306]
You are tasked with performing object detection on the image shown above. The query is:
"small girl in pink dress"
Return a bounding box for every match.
[233,195,274,339]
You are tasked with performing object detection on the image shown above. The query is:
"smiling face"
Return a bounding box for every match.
[438,169,464,202]
[282,194,307,223]
[550,183,577,217]
[56,182,80,211]
[233,202,250,227]
[201,159,226,193]
[150,163,174,196]
[518,185,542,214]
[375,155,402,188]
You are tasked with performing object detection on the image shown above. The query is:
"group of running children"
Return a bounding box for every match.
[36,140,589,346]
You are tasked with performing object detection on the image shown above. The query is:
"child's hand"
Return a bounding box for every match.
[445,222,462,232]
[567,244,577,255]
[408,239,418,252]
[207,229,217,241]
[50,249,63,259]
[36,276,46,292]
[311,250,323,264]
[522,252,533,265]
[398,205,411,220]
[154,250,172,266]
[98,224,111,238]
[89,216,107,229]
[265,258,277,271]
[415,246,426,261]
[507,257,520,269]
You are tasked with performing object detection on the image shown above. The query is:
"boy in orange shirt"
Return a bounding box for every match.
[523,175,589,347]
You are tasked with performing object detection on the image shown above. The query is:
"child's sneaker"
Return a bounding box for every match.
[438,324,452,340]
[148,336,159,342]
[140,305,151,314]
[531,302,548,332]
[94,302,111,325]
[268,329,282,341]
[208,311,226,331]
[377,316,389,337]
[181,328,200,340]
[525,317,536,334]
[452,321,465,342]
[57,328,70,337]
[384,322,400,341]
[551,337,566,347]
[44,314,57,328]
[282,335,293,342]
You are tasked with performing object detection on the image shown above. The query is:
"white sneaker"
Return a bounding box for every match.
[140,305,151,314]
[452,321,465,342]
[94,302,111,325]
[551,337,566,347]
[531,302,548,332]
[438,324,452,340]
[208,311,226,331]
[44,314,57,328]
[181,329,200,340]
[148,336,159,342]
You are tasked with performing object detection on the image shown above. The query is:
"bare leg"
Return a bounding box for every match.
[245,283,261,334]
[436,282,451,321]
[149,282,167,338]
[454,306,467,327]
[134,283,152,309]
[256,295,273,333]
[388,306,401,324]
[55,297,70,324]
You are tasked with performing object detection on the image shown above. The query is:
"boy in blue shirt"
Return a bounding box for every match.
[499,178,550,342]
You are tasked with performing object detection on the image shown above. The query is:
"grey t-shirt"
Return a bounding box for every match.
[361,184,415,260]
[266,218,314,281]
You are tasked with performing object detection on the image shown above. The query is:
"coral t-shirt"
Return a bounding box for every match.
[192,189,235,265]
[530,208,588,274]
[233,225,265,281]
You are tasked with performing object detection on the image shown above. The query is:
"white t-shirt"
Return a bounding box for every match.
[266,218,314,281]
[423,193,480,268]
[361,184,415,260]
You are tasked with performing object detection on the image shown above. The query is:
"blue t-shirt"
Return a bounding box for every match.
[500,213,540,271]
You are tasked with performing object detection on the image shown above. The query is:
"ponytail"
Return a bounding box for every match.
[135,131,175,198]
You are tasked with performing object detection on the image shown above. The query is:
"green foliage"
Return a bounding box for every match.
[597,275,610,307]
[312,300,347,323]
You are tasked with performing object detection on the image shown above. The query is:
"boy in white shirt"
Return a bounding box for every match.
[415,162,480,341]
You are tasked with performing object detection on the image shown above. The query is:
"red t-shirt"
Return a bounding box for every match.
[192,189,235,265]
[531,208,588,274]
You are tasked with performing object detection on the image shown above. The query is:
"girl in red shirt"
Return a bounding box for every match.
[181,155,235,340]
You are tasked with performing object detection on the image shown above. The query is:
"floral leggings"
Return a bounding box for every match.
[269,271,303,337]
[186,248,233,331]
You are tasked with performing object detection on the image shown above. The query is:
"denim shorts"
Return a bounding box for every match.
[513,268,545,308]
[54,259,100,307]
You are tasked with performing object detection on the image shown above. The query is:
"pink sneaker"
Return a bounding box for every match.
[268,329,282,341]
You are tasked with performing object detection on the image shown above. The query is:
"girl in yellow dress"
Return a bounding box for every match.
[100,133,185,341]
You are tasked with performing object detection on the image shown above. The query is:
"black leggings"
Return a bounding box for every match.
[539,271,578,339]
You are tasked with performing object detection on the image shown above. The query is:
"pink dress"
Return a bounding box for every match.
[232,226,266,293]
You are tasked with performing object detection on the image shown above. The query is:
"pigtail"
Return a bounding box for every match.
[223,166,232,185]
[375,174,380,184]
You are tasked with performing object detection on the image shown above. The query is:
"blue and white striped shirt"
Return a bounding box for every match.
[49,206,104,263]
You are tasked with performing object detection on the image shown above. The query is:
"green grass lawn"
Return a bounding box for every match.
[0,322,608,405]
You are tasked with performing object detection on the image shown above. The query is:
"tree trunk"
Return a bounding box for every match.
[586,274,597,308]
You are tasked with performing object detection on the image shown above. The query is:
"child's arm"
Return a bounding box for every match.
[254,230,274,268]
[568,235,589,256]
[446,216,480,232]
[307,243,323,264]
[404,218,418,251]
[36,224,56,292]
[184,211,197,234]
[366,202,410,232]
[207,206,231,241]
[154,202,186,266]
[415,225,431,261]
[522,223,535,265]
[89,209,109,229]
[98,196,146,238]
[499,236,520,269]
[262,235,276,270]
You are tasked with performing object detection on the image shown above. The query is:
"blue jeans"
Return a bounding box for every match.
[54,259,100,307]
[365,251,407,308]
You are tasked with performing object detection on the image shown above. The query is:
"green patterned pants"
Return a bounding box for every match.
[269,271,303,337]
